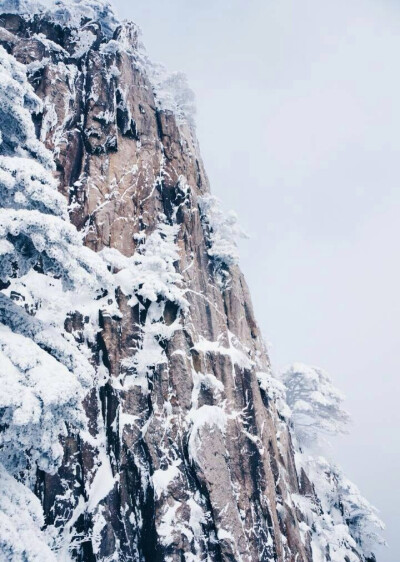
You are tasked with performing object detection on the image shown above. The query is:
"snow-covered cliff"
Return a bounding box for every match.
[0,1,384,560]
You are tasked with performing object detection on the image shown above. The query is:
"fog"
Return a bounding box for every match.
[113,1,400,559]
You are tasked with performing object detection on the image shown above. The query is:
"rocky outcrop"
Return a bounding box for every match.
[0,4,370,561]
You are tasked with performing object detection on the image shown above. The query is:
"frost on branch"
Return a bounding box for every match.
[282,363,385,560]
[0,45,52,166]
[198,194,246,287]
[0,324,84,477]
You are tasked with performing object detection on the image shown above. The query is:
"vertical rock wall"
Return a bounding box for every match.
[0,8,323,561]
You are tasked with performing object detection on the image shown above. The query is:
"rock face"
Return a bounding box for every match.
[0,4,376,562]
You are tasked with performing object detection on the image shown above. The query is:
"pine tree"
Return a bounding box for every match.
[0,44,113,559]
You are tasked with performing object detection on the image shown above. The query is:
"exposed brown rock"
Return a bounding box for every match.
[0,12,313,561]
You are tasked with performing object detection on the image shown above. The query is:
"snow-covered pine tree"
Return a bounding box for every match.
[0,44,113,559]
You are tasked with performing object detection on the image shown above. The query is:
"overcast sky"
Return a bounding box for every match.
[114,1,399,558]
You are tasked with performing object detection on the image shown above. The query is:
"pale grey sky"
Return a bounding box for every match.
[114,1,399,559]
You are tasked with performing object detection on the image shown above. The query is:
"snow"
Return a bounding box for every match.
[256,371,291,419]
[292,454,385,562]
[121,302,169,394]
[217,528,235,542]
[0,37,118,560]
[90,509,108,556]
[0,239,13,255]
[86,450,115,512]
[187,497,207,540]
[3,268,117,350]
[198,194,247,286]
[71,27,97,58]
[0,324,85,476]
[2,0,119,38]
[193,330,254,375]
[152,459,182,500]
[0,46,114,295]
[188,405,227,463]
[0,292,95,389]
[281,362,350,447]
[102,18,198,128]
[191,369,224,410]
[0,463,56,561]
[157,500,181,547]
[4,0,198,130]
[145,63,196,127]
[282,362,385,560]
[5,0,197,125]
[102,220,189,394]
[100,220,188,311]
[0,46,52,167]
[0,207,114,292]
[0,5,386,561]
[31,33,68,55]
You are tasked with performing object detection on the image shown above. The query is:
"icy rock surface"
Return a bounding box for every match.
[0,2,384,561]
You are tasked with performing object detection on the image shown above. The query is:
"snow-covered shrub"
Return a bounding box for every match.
[282,362,350,448]
[146,64,196,127]
[198,194,246,286]
[100,220,188,311]
[0,207,116,291]
[0,291,94,387]
[282,363,385,560]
